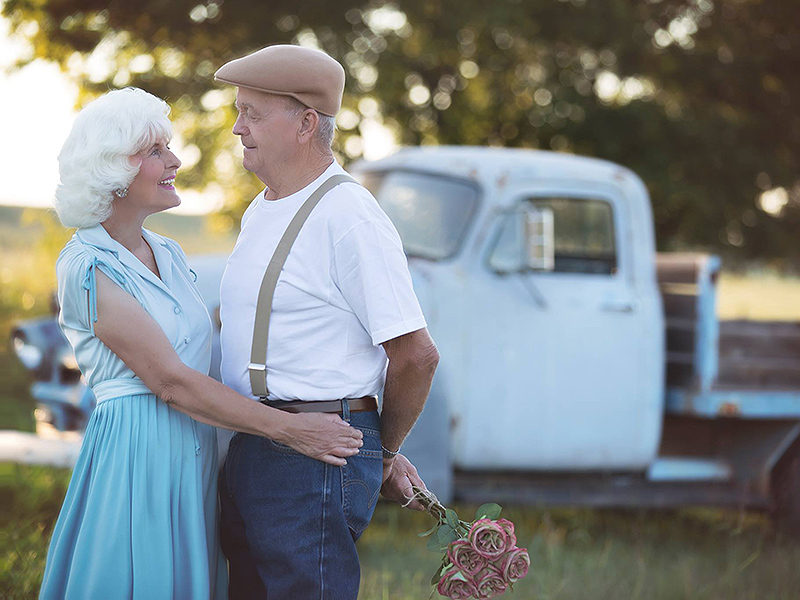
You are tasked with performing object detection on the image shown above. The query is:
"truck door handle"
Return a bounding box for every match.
[600,299,636,313]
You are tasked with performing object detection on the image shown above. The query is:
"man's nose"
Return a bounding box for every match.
[232,114,247,136]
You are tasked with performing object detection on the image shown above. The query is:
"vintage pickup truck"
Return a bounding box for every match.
[11,147,800,530]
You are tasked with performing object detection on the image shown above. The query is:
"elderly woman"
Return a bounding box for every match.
[38,88,363,599]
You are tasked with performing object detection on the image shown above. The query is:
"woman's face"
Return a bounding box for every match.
[125,138,182,214]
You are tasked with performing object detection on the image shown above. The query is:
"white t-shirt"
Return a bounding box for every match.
[219,161,427,401]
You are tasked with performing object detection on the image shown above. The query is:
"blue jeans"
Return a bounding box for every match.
[219,405,383,600]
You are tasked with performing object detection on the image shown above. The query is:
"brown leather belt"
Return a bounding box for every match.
[261,395,378,415]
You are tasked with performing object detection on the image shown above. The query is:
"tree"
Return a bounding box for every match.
[4,0,798,263]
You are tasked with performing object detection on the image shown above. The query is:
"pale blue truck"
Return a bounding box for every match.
[12,147,800,530]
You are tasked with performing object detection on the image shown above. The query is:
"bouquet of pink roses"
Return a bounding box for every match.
[410,486,531,599]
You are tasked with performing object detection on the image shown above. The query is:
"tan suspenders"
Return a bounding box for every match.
[248,174,358,399]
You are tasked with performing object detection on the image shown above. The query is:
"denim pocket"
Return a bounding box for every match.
[341,425,383,538]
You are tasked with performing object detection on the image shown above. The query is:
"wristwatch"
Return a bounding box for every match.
[381,444,400,460]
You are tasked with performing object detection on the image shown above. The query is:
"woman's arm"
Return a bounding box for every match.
[93,270,362,466]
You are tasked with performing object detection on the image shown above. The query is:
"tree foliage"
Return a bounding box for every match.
[4,0,798,263]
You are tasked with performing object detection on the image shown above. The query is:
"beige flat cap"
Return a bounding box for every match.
[214,45,345,117]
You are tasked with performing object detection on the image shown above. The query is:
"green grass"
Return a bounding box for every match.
[358,505,800,599]
[1,463,799,599]
[0,464,71,599]
[2,209,800,598]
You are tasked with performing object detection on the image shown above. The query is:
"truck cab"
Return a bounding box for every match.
[354,147,664,470]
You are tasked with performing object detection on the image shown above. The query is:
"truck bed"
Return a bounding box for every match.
[717,320,800,389]
[657,254,800,418]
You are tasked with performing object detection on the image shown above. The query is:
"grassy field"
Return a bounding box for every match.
[3,463,800,599]
[717,274,800,322]
[2,208,800,598]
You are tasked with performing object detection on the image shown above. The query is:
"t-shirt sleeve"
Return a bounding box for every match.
[332,215,427,346]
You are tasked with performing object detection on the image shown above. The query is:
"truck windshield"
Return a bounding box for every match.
[359,170,479,260]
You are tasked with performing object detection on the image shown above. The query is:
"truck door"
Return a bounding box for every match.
[460,180,650,470]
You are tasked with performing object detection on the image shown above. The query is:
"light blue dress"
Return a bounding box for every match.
[39,224,228,599]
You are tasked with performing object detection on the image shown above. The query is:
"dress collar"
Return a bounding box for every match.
[75,224,175,298]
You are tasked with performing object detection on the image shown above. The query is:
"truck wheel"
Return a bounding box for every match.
[773,439,800,535]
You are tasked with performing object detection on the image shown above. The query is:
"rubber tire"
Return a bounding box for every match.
[772,438,800,536]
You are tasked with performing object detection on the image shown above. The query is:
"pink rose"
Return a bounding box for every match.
[473,565,508,599]
[500,547,530,583]
[448,539,487,576]
[437,568,479,600]
[495,519,517,550]
[468,519,509,561]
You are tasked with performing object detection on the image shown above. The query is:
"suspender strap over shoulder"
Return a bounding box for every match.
[248,174,358,399]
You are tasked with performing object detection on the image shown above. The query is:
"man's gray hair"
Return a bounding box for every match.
[54,88,172,228]
[283,96,336,149]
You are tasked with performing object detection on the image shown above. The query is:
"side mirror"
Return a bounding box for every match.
[524,207,555,271]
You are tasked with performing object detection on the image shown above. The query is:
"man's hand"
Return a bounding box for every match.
[380,453,427,511]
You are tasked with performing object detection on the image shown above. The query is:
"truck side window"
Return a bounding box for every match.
[489,197,617,275]
[359,170,480,260]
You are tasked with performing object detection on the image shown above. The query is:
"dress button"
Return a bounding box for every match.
[184,337,191,344]
[174,306,181,314]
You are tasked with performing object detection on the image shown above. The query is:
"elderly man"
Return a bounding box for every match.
[214,45,439,599]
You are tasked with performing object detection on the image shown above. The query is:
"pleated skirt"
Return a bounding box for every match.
[39,393,228,599]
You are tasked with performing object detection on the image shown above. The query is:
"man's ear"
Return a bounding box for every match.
[297,109,320,145]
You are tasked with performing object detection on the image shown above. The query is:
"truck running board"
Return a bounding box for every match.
[453,470,769,510]
[646,457,732,482]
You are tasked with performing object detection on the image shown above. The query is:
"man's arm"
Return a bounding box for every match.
[379,327,439,509]
[380,327,439,451]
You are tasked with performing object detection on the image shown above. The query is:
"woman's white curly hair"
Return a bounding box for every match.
[54,87,172,228]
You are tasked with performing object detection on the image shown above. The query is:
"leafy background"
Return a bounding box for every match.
[3,0,799,265]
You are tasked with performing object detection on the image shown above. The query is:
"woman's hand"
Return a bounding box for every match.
[276,412,364,466]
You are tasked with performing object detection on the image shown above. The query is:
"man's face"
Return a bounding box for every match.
[232,88,298,182]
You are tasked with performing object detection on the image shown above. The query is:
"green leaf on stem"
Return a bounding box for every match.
[419,520,440,537]
[437,524,459,548]
[475,503,502,521]
[427,532,444,552]
[445,508,459,530]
